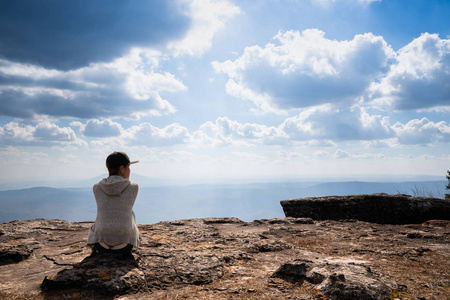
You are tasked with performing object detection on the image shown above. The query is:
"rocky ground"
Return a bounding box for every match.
[0,216,449,299]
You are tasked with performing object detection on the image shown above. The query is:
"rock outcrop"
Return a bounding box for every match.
[41,254,147,295]
[281,193,450,224]
[272,258,394,299]
[0,217,449,299]
[0,244,32,266]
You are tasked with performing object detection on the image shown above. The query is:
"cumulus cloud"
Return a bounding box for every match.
[189,109,449,148]
[168,0,240,56]
[368,33,450,111]
[69,113,449,149]
[392,118,450,145]
[0,121,85,146]
[213,29,394,113]
[334,149,351,159]
[314,150,330,157]
[75,119,123,138]
[192,116,288,146]
[0,50,186,119]
[281,105,393,141]
[332,149,385,159]
[125,122,191,147]
[190,108,393,147]
[0,0,189,70]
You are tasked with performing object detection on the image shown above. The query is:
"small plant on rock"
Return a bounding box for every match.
[445,170,450,200]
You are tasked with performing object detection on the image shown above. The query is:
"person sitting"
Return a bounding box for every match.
[87,151,139,258]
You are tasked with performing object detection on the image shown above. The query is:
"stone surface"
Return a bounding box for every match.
[0,244,32,266]
[272,259,394,299]
[41,254,147,295]
[0,217,449,299]
[281,193,450,224]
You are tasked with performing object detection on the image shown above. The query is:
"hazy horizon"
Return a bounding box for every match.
[1,179,447,224]
[0,172,447,191]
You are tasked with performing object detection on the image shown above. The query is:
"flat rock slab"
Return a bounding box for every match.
[281,193,450,224]
[1,217,449,299]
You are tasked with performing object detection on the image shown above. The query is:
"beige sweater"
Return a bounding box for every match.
[87,176,139,247]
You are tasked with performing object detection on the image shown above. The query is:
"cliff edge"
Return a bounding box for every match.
[1,214,449,299]
[281,193,450,224]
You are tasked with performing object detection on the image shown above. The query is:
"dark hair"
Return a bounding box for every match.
[107,164,128,176]
[106,152,131,176]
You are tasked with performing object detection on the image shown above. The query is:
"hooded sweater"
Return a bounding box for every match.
[87,176,139,247]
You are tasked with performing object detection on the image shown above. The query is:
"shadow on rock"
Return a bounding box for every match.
[0,245,32,266]
[41,253,147,298]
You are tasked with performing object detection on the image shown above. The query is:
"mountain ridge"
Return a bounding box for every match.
[0,180,447,224]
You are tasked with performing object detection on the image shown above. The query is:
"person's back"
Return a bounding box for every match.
[87,152,139,256]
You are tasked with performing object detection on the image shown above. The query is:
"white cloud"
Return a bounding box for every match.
[192,116,288,147]
[188,108,450,148]
[0,49,186,119]
[361,138,399,148]
[168,0,240,56]
[0,121,85,146]
[392,118,450,145]
[0,147,53,172]
[126,122,191,147]
[368,33,450,111]
[313,149,384,159]
[314,150,330,157]
[0,59,63,79]
[213,29,394,113]
[77,119,123,138]
[354,153,385,159]
[187,108,450,148]
[224,79,283,114]
[281,105,393,141]
[334,149,351,159]
[34,122,77,141]
[280,106,449,146]
[0,122,34,143]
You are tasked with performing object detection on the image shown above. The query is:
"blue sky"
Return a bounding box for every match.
[0,0,449,183]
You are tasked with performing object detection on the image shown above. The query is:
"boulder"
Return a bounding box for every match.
[280,193,450,224]
[41,253,146,295]
[272,258,395,300]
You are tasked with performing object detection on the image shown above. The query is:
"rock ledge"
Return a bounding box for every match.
[281,193,450,224]
[0,217,449,299]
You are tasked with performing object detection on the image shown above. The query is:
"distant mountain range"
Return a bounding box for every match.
[0,180,447,224]
[0,173,446,190]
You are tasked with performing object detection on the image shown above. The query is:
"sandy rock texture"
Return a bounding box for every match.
[0,216,449,299]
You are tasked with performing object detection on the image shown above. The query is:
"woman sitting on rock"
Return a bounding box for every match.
[87,151,139,258]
